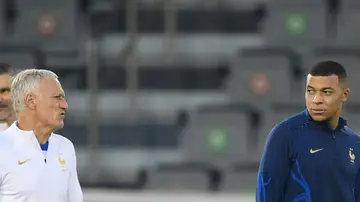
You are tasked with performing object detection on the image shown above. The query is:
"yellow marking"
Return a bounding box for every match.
[18,159,30,165]
[310,148,323,154]
[350,148,355,164]
[58,156,66,167]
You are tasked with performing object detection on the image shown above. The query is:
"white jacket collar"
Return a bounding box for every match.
[8,121,53,150]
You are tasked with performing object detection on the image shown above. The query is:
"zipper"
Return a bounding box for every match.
[332,130,337,157]
[36,146,47,164]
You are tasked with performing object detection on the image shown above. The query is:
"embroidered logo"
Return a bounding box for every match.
[349,148,356,165]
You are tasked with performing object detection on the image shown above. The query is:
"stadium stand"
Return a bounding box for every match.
[1,0,359,201]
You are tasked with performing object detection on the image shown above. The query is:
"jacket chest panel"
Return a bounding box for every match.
[295,129,359,186]
[3,148,70,199]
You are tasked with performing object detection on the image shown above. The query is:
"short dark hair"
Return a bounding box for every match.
[309,60,347,82]
[0,63,14,75]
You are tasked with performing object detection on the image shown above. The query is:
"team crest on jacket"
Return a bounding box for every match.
[58,153,66,168]
[349,148,356,165]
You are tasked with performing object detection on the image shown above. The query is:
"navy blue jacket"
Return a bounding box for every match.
[257,110,360,202]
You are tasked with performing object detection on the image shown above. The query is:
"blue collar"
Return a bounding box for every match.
[303,109,347,131]
[40,141,49,151]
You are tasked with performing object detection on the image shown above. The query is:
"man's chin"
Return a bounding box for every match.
[0,114,10,122]
[310,114,328,122]
[51,121,64,131]
[55,123,64,130]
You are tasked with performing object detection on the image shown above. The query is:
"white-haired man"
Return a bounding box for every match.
[0,69,83,202]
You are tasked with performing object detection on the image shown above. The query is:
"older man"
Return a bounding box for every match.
[0,69,83,202]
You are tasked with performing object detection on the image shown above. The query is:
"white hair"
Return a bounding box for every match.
[11,69,58,113]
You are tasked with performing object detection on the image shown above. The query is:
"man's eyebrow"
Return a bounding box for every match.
[306,85,335,91]
[322,87,335,91]
[52,93,65,97]
[0,87,10,91]
[306,85,316,89]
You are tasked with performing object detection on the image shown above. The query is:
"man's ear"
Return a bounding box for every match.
[342,88,350,103]
[24,94,36,110]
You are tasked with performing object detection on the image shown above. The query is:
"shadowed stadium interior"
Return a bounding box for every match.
[1,0,359,201]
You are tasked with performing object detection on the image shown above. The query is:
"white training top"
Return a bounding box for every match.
[0,122,83,202]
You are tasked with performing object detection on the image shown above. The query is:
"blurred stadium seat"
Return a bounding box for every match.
[261,1,328,48]
[343,103,360,134]
[221,169,257,192]
[180,103,257,168]
[336,0,360,45]
[226,53,293,107]
[0,0,5,42]
[146,163,210,191]
[0,44,45,69]
[12,0,81,52]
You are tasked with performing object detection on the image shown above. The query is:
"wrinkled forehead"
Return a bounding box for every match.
[38,78,64,95]
[306,74,341,89]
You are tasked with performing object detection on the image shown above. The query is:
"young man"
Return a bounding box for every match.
[0,69,83,202]
[0,63,16,130]
[257,61,360,202]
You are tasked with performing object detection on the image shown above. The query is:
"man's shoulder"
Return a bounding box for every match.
[343,127,360,151]
[0,130,14,146]
[0,131,14,161]
[276,110,308,130]
[51,133,75,151]
[343,126,360,140]
[268,111,308,142]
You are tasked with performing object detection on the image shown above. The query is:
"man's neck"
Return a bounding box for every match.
[17,114,53,144]
[329,107,342,130]
[329,116,339,129]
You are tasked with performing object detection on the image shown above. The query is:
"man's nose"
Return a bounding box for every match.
[0,95,5,103]
[312,94,323,104]
[60,99,68,110]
